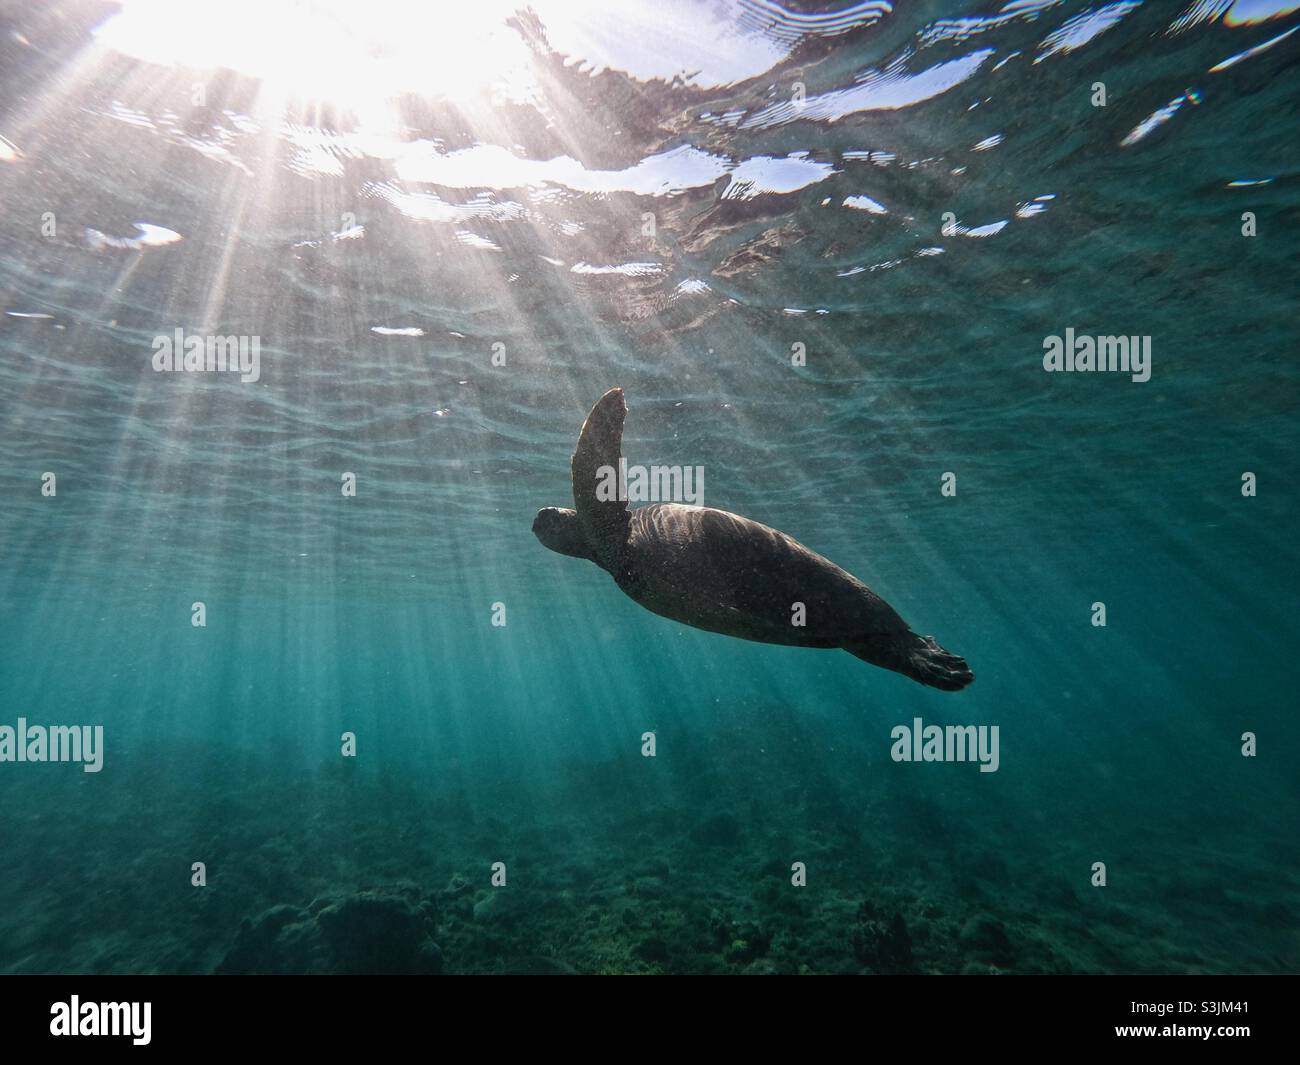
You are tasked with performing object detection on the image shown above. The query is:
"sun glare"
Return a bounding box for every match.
[94,0,537,120]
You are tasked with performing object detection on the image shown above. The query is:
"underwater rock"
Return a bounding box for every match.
[413,939,444,974]
[316,891,441,974]
[959,913,1015,965]
[217,888,442,974]
[215,904,325,974]
[851,903,914,974]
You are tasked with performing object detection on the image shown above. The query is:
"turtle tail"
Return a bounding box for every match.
[843,632,974,691]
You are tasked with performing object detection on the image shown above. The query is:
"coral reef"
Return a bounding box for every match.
[1,719,1294,975]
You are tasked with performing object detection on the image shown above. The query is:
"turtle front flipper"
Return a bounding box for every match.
[571,387,632,571]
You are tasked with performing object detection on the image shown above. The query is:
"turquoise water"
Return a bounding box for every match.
[1,0,1297,974]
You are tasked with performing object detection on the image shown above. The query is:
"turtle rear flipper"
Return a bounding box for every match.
[844,632,974,691]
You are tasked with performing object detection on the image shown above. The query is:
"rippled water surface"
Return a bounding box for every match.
[0,0,1297,975]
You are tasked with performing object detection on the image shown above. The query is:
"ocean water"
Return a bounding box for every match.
[0,0,1297,975]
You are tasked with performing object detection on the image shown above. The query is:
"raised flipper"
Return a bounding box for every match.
[571,387,632,571]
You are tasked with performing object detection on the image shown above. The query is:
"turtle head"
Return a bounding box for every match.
[533,507,596,562]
